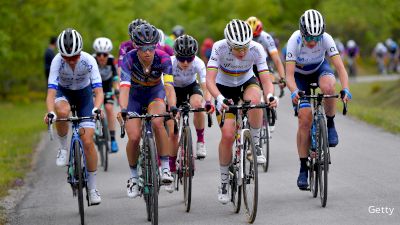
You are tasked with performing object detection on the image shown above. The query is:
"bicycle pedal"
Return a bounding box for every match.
[196,156,205,160]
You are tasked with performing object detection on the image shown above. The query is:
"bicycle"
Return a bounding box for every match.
[94,115,110,171]
[120,109,174,225]
[47,105,101,225]
[172,102,206,212]
[259,96,276,173]
[297,84,347,207]
[220,100,269,224]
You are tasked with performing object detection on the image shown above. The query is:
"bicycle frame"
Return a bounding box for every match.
[68,119,89,188]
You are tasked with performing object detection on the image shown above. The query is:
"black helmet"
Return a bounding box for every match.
[128,18,148,35]
[130,24,160,46]
[172,25,185,37]
[57,28,83,57]
[299,9,325,37]
[174,35,198,57]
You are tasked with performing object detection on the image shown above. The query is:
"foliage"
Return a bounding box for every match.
[0,0,399,98]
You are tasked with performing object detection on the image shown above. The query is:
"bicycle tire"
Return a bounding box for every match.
[102,119,110,172]
[230,162,241,213]
[309,156,318,198]
[242,130,258,224]
[95,132,105,168]
[74,140,85,225]
[318,118,328,207]
[182,127,193,212]
[148,136,159,225]
[260,108,270,172]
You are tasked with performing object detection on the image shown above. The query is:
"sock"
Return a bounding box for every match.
[326,115,335,128]
[129,164,138,178]
[196,128,205,143]
[57,134,68,150]
[169,156,177,173]
[110,130,115,141]
[250,127,261,146]
[300,158,308,171]
[160,156,170,172]
[87,170,97,190]
[220,165,229,185]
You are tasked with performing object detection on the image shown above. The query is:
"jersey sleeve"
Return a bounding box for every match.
[88,56,102,89]
[195,57,206,83]
[323,33,340,58]
[254,44,269,76]
[207,43,219,71]
[286,32,300,63]
[120,54,132,88]
[160,52,174,86]
[47,54,61,90]
[108,57,118,81]
[264,33,278,54]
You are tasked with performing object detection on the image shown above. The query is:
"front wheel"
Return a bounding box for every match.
[182,127,193,212]
[73,140,85,225]
[242,130,258,224]
[260,108,270,172]
[318,119,329,207]
[230,162,241,213]
[147,136,159,225]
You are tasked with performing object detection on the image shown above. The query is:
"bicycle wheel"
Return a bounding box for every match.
[309,156,318,198]
[242,130,258,224]
[147,136,159,225]
[318,119,329,207]
[102,120,110,172]
[95,132,105,168]
[182,127,193,212]
[259,108,270,172]
[230,161,241,213]
[73,140,85,225]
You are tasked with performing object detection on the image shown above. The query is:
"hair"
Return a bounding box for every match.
[50,36,57,45]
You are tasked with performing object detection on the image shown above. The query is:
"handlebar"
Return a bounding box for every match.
[219,101,271,128]
[120,112,175,138]
[296,92,348,116]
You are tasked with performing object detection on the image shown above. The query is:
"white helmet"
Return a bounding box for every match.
[224,19,253,48]
[93,37,113,53]
[346,40,356,49]
[57,28,83,57]
[158,29,165,46]
[299,9,325,36]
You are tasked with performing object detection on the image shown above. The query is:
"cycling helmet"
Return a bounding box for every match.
[158,29,166,45]
[346,40,356,49]
[128,18,148,35]
[224,19,253,48]
[130,24,160,46]
[174,35,198,57]
[57,28,83,57]
[246,16,263,37]
[172,25,185,37]
[299,9,325,37]
[93,37,113,53]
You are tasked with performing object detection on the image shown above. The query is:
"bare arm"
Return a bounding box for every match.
[93,87,104,109]
[119,86,129,110]
[46,88,57,113]
[285,62,297,92]
[165,84,176,108]
[205,69,220,99]
[330,55,349,90]
[201,82,212,102]
[270,51,286,79]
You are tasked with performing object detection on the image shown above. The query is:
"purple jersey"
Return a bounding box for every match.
[118,40,135,67]
[120,49,173,87]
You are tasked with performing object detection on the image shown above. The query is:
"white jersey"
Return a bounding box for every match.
[171,56,206,87]
[207,39,269,87]
[253,31,278,57]
[286,30,339,75]
[48,51,102,90]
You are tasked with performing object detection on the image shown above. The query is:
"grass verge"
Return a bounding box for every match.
[344,80,400,134]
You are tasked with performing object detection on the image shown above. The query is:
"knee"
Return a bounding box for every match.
[127,130,141,144]
[221,131,235,144]
[298,116,312,131]
[319,81,335,94]
[151,118,164,130]
[191,99,202,109]
[56,106,70,118]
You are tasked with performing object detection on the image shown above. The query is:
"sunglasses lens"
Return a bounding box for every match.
[177,56,195,63]
[139,45,156,51]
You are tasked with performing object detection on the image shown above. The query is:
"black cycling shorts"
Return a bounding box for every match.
[174,81,203,107]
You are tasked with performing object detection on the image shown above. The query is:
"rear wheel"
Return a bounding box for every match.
[318,119,329,207]
[102,120,110,172]
[309,156,318,198]
[74,140,85,225]
[230,161,241,213]
[182,127,193,212]
[242,130,258,224]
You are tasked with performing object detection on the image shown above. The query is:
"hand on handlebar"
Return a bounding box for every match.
[44,111,57,125]
[205,101,215,114]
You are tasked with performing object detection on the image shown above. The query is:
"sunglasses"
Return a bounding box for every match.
[96,53,109,57]
[62,54,80,61]
[176,56,195,63]
[232,45,249,52]
[304,35,322,42]
[138,45,156,52]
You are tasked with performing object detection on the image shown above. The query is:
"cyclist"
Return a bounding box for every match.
[118,23,177,198]
[93,37,119,153]
[206,19,277,204]
[200,37,214,64]
[44,28,103,205]
[385,38,399,73]
[286,9,351,190]
[165,35,212,193]
[345,39,359,77]
[373,42,388,75]
[117,18,149,79]
[157,29,174,56]
[170,25,185,40]
[246,16,286,88]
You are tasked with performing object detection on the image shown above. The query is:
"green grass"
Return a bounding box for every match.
[0,102,45,197]
[344,80,400,134]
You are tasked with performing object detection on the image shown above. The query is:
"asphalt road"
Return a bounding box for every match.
[8,94,400,225]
